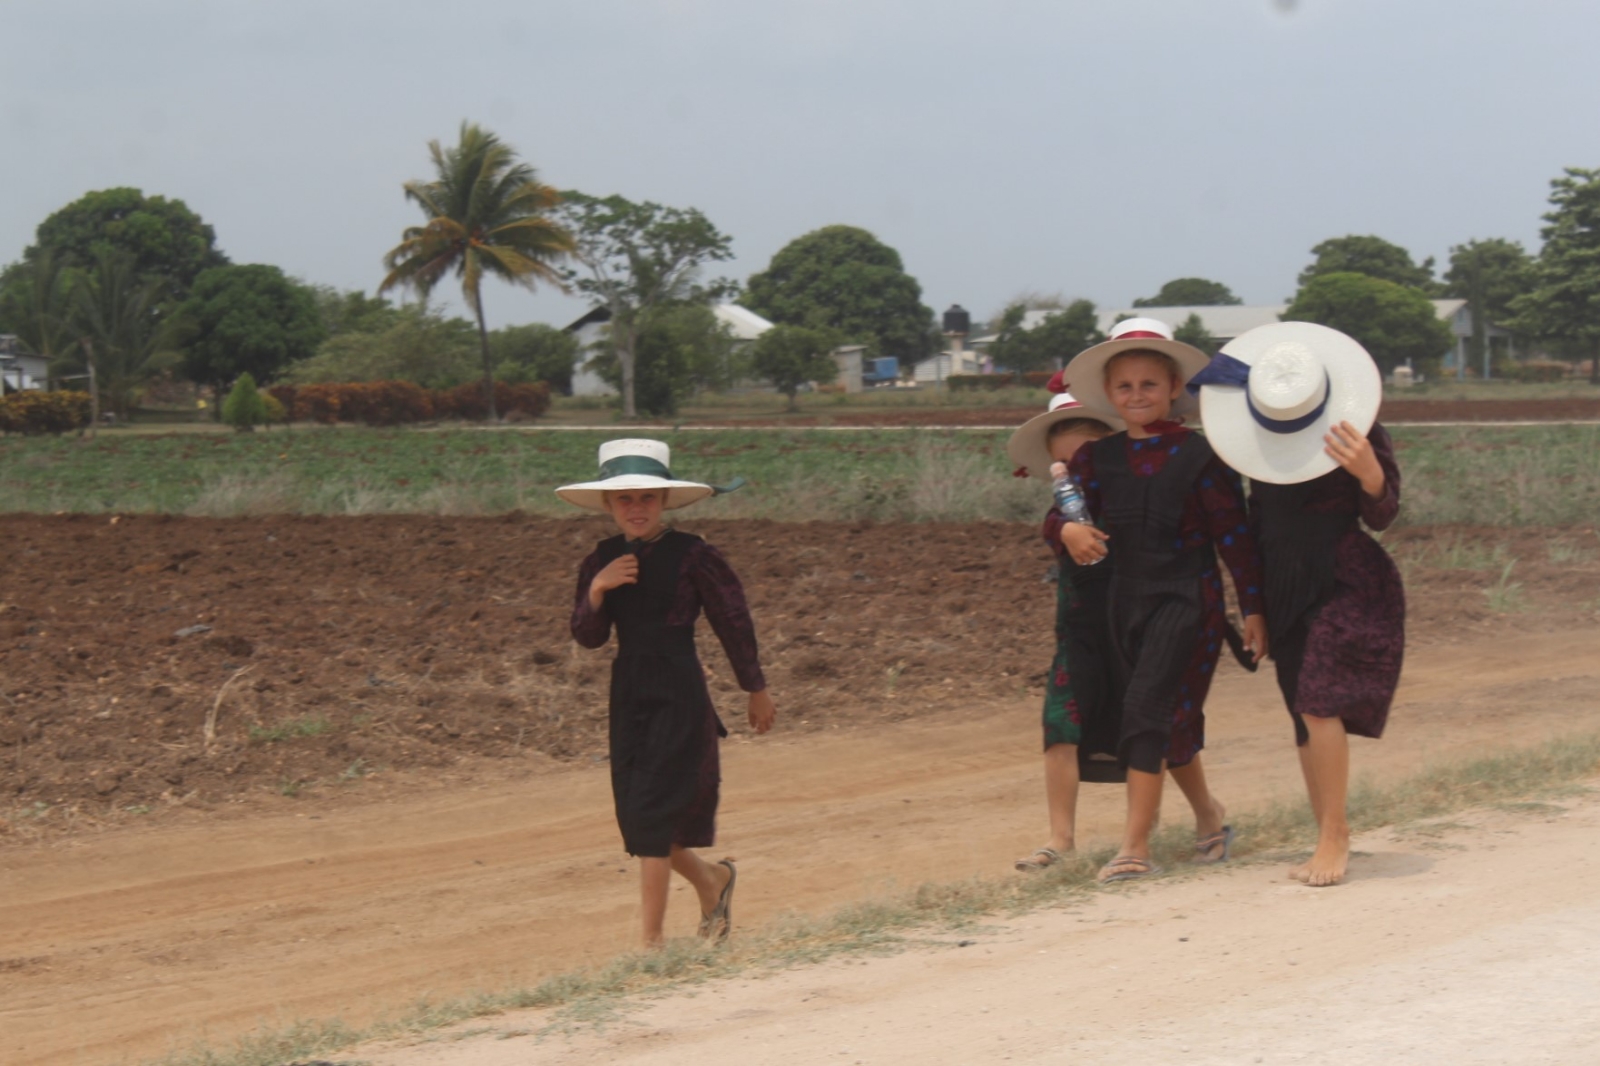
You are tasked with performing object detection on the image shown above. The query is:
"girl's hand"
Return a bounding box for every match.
[747,689,776,734]
[1061,522,1110,565]
[1324,421,1385,499]
[1242,614,1268,665]
[587,554,639,607]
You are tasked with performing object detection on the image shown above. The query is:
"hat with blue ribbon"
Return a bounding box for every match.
[1186,321,1381,485]
[555,439,746,512]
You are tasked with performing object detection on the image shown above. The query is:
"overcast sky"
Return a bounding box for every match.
[3,0,1594,332]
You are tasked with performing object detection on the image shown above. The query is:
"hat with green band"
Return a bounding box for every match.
[555,439,746,512]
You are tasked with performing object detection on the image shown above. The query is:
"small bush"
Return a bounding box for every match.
[1503,361,1571,384]
[263,380,549,426]
[222,373,270,431]
[261,392,287,424]
[0,390,92,435]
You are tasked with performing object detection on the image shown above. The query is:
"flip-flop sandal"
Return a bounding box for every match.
[1193,825,1235,865]
[1014,847,1064,872]
[697,859,737,940]
[1097,856,1163,884]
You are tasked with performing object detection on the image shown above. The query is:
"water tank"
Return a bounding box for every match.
[942,304,970,335]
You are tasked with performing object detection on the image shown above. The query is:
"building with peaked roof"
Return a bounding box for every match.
[562,304,775,397]
[0,335,49,393]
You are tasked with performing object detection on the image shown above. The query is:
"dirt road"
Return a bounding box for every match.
[5,626,1599,1066]
[362,794,1600,1066]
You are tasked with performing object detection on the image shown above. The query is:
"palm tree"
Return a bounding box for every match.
[64,249,189,421]
[380,122,573,419]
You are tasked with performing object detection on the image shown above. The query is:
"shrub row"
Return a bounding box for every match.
[265,380,551,426]
[1499,361,1572,384]
[946,373,1021,391]
[0,390,92,435]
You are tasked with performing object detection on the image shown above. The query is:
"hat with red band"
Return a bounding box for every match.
[1058,316,1211,424]
[1006,391,1126,477]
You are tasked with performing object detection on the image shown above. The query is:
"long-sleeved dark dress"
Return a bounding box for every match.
[1250,423,1404,744]
[1070,427,1265,773]
[1040,508,1125,782]
[571,530,766,857]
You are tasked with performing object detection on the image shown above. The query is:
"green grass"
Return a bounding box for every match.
[141,732,1600,1066]
[247,714,333,744]
[4,423,1599,526]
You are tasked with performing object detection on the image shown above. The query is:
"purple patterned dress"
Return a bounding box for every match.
[1250,423,1404,743]
[571,530,766,857]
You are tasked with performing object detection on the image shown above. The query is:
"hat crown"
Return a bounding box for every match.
[1248,342,1327,420]
[597,438,671,470]
[1047,392,1083,413]
[1109,317,1175,342]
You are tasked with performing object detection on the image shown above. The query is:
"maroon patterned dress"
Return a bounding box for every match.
[1250,424,1404,743]
[1070,427,1265,771]
[571,530,766,857]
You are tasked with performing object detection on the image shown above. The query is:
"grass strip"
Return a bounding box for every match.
[146,730,1600,1066]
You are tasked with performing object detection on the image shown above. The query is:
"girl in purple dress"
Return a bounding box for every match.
[1190,322,1405,887]
[559,439,777,946]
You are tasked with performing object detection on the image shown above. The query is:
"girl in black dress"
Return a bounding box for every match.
[560,439,776,947]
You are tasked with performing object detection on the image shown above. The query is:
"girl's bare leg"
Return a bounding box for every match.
[1287,726,1324,881]
[640,847,732,947]
[1040,743,1080,856]
[1296,715,1351,886]
[1168,755,1227,844]
[1099,767,1164,880]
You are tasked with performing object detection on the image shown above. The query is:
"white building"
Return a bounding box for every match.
[563,304,775,397]
[0,335,48,393]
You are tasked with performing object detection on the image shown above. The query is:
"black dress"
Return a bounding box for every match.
[570,530,765,858]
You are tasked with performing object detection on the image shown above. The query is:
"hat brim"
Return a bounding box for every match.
[1196,322,1382,485]
[1060,337,1212,425]
[1006,405,1127,476]
[554,474,717,512]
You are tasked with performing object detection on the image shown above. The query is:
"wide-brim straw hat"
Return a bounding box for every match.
[555,439,728,512]
[1006,392,1126,476]
[1188,321,1382,485]
[1059,316,1211,424]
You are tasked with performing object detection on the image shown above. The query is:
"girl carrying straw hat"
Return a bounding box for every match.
[1189,322,1405,887]
[559,439,777,947]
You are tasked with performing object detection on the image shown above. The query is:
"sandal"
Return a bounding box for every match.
[1193,825,1235,865]
[1014,847,1064,872]
[697,859,736,941]
[1097,855,1163,884]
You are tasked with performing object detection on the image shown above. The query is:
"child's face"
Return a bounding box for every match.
[605,489,666,540]
[1047,428,1103,465]
[1105,354,1181,431]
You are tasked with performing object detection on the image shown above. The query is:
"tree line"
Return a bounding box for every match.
[2,123,1596,427]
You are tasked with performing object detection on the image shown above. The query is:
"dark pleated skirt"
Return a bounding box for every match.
[608,652,721,857]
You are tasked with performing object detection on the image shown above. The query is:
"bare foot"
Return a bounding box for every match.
[1196,797,1226,841]
[1303,830,1350,887]
[1287,860,1311,882]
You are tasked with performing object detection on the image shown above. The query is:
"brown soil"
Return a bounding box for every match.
[700,397,1600,426]
[2,516,1599,1065]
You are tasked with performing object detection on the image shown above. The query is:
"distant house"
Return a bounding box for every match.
[910,348,982,383]
[830,345,867,393]
[972,301,1511,378]
[562,304,775,397]
[0,335,49,393]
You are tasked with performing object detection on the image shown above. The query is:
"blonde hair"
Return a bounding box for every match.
[1047,416,1114,442]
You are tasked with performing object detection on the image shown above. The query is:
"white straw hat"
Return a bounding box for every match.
[1188,321,1382,485]
[1058,317,1211,424]
[1006,392,1126,476]
[555,439,737,512]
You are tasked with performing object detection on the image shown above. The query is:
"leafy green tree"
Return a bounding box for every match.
[61,250,191,420]
[1298,235,1439,293]
[490,322,579,392]
[1173,312,1216,354]
[1133,277,1242,307]
[1512,167,1600,384]
[285,304,478,387]
[744,225,934,363]
[24,187,228,303]
[179,265,325,399]
[311,286,401,338]
[750,324,840,411]
[1444,238,1534,374]
[584,304,739,415]
[1283,271,1453,377]
[556,191,735,419]
[987,299,1101,373]
[221,372,270,431]
[380,122,574,419]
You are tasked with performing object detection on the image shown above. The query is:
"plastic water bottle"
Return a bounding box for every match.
[1050,461,1102,565]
